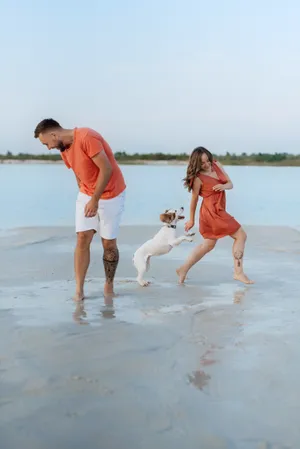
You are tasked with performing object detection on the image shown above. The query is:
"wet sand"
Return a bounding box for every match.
[0,225,300,448]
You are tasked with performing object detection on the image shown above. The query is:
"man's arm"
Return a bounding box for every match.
[91,152,113,202]
[81,133,113,217]
[84,152,113,218]
[75,174,81,189]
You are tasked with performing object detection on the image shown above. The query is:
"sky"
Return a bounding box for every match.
[1,0,300,155]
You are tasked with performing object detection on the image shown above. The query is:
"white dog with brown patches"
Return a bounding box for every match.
[133,207,195,286]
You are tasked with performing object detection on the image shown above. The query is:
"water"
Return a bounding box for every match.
[1,163,299,229]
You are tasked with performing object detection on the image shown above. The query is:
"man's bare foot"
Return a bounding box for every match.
[104,282,116,298]
[234,273,254,284]
[74,291,85,302]
[176,267,187,284]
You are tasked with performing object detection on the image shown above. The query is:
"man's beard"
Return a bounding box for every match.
[57,140,70,152]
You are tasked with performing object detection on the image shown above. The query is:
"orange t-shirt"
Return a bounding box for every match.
[61,128,126,200]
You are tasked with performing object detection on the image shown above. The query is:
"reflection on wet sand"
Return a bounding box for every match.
[72,302,89,325]
[188,346,217,392]
[187,287,250,394]
[72,296,116,324]
[187,370,211,391]
[233,287,250,304]
[100,296,116,319]
[200,349,217,366]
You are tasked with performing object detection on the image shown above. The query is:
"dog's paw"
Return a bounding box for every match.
[187,232,195,237]
[138,280,150,287]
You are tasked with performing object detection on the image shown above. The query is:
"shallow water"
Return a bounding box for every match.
[1,164,300,229]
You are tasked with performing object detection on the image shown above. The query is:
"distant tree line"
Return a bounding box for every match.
[1,150,300,166]
[114,151,188,161]
[0,151,61,161]
[114,151,300,165]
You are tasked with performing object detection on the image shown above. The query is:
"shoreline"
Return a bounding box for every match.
[0,225,299,252]
[0,223,299,239]
[1,158,300,167]
[1,223,299,254]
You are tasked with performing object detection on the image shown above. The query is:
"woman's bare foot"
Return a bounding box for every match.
[234,273,254,284]
[176,267,187,284]
[74,291,85,302]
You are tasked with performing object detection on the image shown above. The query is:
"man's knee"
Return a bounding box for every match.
[102,239,119,261]
[76,231,94,250]
[102,238,117,251]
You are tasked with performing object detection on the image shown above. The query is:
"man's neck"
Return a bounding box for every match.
[61,129,75,148]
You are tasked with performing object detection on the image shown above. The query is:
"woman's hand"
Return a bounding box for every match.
[213,184,226,192]
[185,219,194,232]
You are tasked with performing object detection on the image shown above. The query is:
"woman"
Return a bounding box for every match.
[176,147,254,285]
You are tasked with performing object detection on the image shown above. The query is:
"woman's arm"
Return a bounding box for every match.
[213,161,233,191]
[185,177,202,231]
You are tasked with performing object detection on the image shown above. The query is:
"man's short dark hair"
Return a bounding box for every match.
[34,118,62,138]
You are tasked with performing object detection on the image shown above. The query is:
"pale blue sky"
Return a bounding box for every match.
[1,0,300,154]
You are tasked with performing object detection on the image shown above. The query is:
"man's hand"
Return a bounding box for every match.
[85,198,98,217]
[213,184,225,192]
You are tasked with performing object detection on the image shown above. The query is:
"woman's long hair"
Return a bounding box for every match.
[183,147,213,192]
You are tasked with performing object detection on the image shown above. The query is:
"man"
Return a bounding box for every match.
[34,119,126,301]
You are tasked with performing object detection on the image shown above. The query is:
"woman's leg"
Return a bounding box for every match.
[176,238,217,284]
[230,227,254,284]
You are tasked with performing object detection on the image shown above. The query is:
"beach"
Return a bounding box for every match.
[1,224,300,448]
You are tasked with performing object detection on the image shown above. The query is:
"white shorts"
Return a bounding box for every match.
[75,190,126,239]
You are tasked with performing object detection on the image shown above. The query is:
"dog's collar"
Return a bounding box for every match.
[166,224,176,229]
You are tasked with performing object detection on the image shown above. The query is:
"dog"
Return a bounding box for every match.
[133,207,195,286]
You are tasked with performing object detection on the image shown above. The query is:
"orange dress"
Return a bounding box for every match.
[198,161,240,239]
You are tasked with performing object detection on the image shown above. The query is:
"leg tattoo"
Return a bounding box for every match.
[234,250,243,267]
[103,247,119,284]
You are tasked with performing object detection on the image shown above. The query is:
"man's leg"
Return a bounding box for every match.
[74,192,99,301]
[74,230,95,301]
[98,190,126,297]
[102,238,119,296]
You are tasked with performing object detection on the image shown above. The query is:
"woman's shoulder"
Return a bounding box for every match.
[194,174,202,184]
[195,172,203,181]
[213,160,224,170]
[213,160,228,179]
[191,175,202,191]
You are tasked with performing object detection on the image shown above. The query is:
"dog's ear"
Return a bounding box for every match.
[160,213,171,223]
[160,212,176,224]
